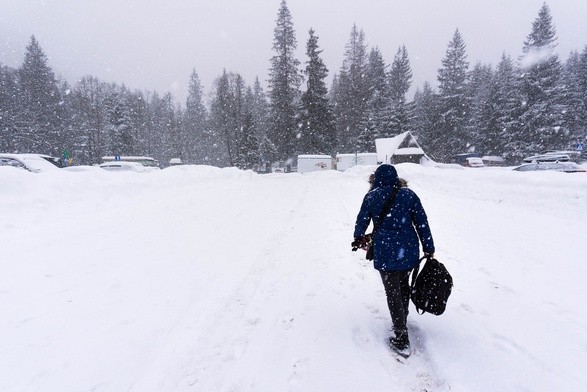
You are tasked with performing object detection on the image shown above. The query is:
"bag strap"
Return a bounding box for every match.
[372,186,400,235]
[410,255,428,288]
[410,255,430,315]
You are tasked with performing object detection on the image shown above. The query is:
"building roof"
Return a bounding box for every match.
[375,131,425,163]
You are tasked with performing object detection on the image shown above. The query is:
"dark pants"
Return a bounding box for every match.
[380,270,411,336]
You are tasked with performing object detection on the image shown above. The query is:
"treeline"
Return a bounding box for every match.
[1,1,586,167]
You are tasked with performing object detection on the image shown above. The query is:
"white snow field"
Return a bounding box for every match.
[0,163,585,392]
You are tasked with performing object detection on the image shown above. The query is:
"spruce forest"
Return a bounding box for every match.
[1,1,585,167]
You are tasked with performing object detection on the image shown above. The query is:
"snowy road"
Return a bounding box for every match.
[1,164,586,391]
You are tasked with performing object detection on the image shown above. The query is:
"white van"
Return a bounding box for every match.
[101,156,160,171]
[297,155,333,173]
[465,157,485,167]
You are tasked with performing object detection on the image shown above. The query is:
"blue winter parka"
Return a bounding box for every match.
[354,165,435,272]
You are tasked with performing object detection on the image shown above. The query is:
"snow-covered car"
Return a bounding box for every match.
[513,162,586,173]
[465,157,485,167]
[99,161,146,172]
[542,150,582,162]
[0,153,62,173]
[62,165,105,172]
[101,156,160,171]
[39,154,64,168]
[522,153,570,163]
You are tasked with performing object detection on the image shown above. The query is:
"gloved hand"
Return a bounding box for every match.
[424,252,435,258]
[351,235,370,251]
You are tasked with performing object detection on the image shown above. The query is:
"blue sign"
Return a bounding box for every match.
[115,155,121,161]
[577,143,584,152]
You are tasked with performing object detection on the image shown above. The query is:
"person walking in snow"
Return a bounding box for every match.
[352,164,435,357]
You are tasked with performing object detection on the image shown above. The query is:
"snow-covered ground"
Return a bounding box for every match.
[0,163,585,392]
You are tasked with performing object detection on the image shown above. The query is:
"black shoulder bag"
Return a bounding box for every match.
[365,186,400,260]
[410,255,453,315]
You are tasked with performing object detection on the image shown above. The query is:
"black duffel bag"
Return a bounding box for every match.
[410,256,453,316]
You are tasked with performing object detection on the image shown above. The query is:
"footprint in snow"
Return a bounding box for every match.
[280,314,295,331]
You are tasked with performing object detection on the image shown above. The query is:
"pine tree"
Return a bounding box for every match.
[155,92,181,166]
[249,78,272,167]
[412,82,441,160]
[333,24,369,153]
[578,46,587,145]
[466,63,494,154]
[562,51,586,148]
[236,107,260,170]
[69,76,108,164]
[436,29,470,161]
[209,71,254,167]
[250,77,270,140]
[0,64,20,152]
[143,91,170,160]
[184,69,209,164]
[268,0,302,161]
[488,54,522,161]
[210,70,235,166]
[17,36,63,154]
[298,29,337,155]
[57,78,76,164]
[357,47,389,151]
[388,45,413,136]
[518,3,568,155]
[106,88,135,156]
[128,90,152,158]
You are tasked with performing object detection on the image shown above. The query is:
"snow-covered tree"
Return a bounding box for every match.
[412,82,441,159]
[236,102,260,170]
[0,64,20,153]
[210,70,258,168]
[106,89,135,156]
[465,63,493,153]
[298,29,337,155]
[210,70,236,166]
[267,0,302,161]
[333,24,369,153]
[358,47,389,150]
[561,51,586,148]
[517,3,568,155]
[387,45,413,136]
[577,46,587,145]
[184,69,209,164]
[17,36,64,155]
[490,54,522,161]
[249,78,272,166]
[436,29,470,161]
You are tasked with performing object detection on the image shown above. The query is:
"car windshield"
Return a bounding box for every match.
[20,155,60,172]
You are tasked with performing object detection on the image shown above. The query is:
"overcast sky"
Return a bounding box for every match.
[1,0,586,104]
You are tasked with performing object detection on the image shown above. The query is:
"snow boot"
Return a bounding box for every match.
[389,331,410,358]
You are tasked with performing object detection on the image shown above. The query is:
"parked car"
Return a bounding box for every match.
[101,156,160,171]
[0,153,61,173]
[513,162,586,173]
[62,165,105,172]
[39,154,64,168]
[481,156,505,166]
[522,153,570,163]
[99,161,146,172]
[465,157,485,167]
[451,153,482,166]
[542,150,582,162]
